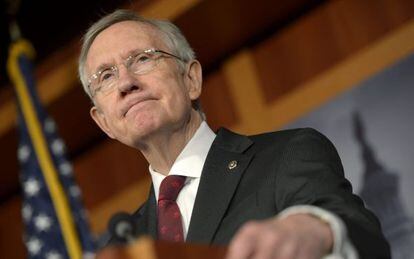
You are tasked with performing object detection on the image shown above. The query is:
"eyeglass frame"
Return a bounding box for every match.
[87,48,185,97]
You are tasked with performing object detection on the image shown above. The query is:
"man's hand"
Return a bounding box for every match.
[226,214,333,259]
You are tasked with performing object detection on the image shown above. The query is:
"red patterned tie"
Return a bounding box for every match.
[157,175,186,242]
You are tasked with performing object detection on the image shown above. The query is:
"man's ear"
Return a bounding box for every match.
[185,60,203,101]
[90,106,115,139]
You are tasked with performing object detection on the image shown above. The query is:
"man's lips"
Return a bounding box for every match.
[122,96,155,117]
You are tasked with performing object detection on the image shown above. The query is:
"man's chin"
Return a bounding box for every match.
[123,122,162,147]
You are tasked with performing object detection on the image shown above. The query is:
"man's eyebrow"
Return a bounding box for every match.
[93,63,113,75]
[123,48,146,59]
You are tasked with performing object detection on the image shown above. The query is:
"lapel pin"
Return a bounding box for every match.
[228,160,238,170]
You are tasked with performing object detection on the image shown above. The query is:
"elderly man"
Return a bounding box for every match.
[78,9,390,259]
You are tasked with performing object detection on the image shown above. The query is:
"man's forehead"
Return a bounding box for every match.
[85,21,167,72]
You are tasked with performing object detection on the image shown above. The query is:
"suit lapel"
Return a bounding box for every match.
[186,128,254,243]
[134,185,158,239]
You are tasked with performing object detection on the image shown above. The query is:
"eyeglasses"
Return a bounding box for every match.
[87,48,184,97]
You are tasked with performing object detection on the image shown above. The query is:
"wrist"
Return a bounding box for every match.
[285,213,333,253]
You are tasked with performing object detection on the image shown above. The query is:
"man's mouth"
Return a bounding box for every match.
[123,96,155,117]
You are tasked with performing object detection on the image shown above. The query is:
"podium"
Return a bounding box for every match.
[96,236,227,259]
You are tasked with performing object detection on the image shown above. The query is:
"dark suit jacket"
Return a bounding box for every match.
[129,127,390,258]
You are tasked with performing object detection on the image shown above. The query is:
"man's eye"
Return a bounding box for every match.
[135,53,151,63]
[99,71,115,82]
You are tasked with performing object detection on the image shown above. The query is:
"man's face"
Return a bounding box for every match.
[85,21,202,148]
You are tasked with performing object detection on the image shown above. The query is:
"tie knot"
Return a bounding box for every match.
[159,175,186,201]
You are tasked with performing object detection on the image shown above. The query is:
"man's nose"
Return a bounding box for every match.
[117,66,140,94]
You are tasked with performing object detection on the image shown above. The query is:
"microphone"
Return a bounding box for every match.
[108,212,137,244]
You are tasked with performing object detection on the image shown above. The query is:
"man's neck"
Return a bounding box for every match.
[139,111,203,175]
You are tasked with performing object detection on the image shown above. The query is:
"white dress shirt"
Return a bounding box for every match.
[149,122,357,258]
[149,121,216,239]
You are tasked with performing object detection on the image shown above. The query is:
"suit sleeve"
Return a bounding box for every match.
[274,128,390,259]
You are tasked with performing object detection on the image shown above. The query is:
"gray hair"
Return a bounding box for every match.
[78,9,204,116]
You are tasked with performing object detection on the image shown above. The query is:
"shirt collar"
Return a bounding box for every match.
[149,121,216,183]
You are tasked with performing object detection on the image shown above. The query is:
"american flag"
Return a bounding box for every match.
[7,39,96,258]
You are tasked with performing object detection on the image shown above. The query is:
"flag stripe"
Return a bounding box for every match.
[7,40,82,259]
